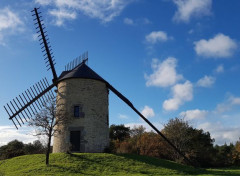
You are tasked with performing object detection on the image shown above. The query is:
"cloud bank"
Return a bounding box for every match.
[36,0,132,26]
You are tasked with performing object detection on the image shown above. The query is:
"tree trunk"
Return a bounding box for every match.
[46,134,52,165]
[46,113,55,165]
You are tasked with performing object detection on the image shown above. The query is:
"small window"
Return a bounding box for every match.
[74,106,80,117]
[74,105,85,118]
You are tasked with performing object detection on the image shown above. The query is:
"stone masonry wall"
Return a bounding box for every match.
[53,78,109,153]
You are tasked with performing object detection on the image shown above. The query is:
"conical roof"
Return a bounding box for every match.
[58,62,107,83]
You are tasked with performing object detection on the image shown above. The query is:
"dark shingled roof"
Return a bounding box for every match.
[58,62,107,83]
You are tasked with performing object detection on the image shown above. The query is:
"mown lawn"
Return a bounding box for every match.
[0,153,239,176]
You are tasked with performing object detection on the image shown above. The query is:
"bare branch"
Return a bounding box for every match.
[28,96,70,165]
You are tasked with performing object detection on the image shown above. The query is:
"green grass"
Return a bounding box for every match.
[0,153,239,176]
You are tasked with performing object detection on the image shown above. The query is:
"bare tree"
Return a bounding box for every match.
[28,97,68,165]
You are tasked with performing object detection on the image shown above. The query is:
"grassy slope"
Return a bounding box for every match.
[0,153,239,176]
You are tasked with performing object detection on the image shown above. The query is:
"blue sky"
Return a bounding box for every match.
[0,0,240,146]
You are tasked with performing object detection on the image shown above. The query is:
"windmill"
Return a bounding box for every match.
[3,8,194,166]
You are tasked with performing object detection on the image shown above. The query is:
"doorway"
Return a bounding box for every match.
[70,131,81,152]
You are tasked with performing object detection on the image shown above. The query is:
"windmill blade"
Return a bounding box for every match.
[3,78,56,129]
[31,8,58,83]
[107,83,196,167]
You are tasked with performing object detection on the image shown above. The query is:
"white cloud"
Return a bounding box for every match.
[215,95,240,113]
[0,34,4,45]
[0,8,22,31]
[145,57,183,87]
[163,81,193,111]
[0,126,38,146]
[215,103,231,114]
[194,33,237,58]
[0,7,23,45]
[119,114,128,119]
[214,64,224,73]
[73,0,129,23]
[170,81,193,101]
[198,122,240,145]
[35,0,53,5]
[162,98,181,111]
[141,106,155,118]
[142,18,151,24]
[49,8,77,26]
[188,29,194,34]
[145,31,171,44]
[36,0,131,25]
[180,109,208,120]
[230,96,240,105]
[173,0,212,23]
[197,75,215,87]
[124,17,151,26]
[32,33,39,41]
[123,17,134,25]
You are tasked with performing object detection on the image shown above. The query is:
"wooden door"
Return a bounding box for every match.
[70,131,81,151]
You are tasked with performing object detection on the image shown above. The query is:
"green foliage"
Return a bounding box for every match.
[163,118,215,167]
[0,153,239,175]
[213,143,239,167]
[0,140,45,160]
[24,140,46,155]
[109,124,130,141]
[0,140,25,160]
[110,119,240,168]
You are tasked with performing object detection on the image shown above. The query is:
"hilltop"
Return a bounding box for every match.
[0,153,239,176]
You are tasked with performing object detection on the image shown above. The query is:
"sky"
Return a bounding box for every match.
[0,0,240,146]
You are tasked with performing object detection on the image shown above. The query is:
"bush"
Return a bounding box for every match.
[0,140,25,160]
[109,119,240,167]
[0,140,46,160]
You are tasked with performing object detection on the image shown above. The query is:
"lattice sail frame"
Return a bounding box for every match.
[4,78,55,129]
[32,7,57,82]
[65,51,88,71]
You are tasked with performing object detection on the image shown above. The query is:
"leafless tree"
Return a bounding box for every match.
[28,97,68,165]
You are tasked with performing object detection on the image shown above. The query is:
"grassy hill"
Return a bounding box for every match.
[0,153,239,176]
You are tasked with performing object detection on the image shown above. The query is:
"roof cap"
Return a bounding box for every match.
[58,62,106,83]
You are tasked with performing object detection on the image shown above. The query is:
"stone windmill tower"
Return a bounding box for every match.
[3,7,194,166]
[53,61,109,153]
